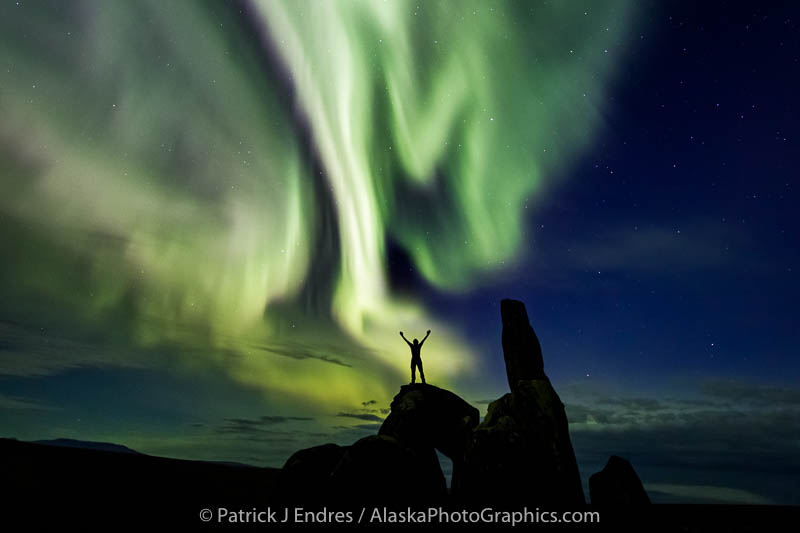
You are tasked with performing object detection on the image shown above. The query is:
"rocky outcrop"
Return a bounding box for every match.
[453,379,585,504]
[279,298,585,506]
[378,383,480,492]
[330,435,446,502]
[278,443,345,498]
[590,456,651,505]
[278,435,446,503]
[453,299,584,504]
[500,298,546,390]
[379,383,480,459]
[278,384,478,503]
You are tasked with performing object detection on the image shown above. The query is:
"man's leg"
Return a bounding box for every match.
[418,361,426,384]
[411,363,416,384]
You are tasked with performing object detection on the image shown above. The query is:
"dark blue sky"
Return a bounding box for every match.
[409,2,800,503]
[419,0,800,390]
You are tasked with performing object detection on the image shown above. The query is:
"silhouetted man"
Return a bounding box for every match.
[399,330,430,384]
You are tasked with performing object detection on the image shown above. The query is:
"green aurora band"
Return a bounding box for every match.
[0,1,637,407]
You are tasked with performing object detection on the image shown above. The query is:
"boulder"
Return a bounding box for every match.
[330,435,447,502]
[277,435,447,503]
[379,383,480,459]
[589,456,651,505]
[379,383,480,490]
[278,443,345,499]
[500,299,546,390]
[453,378,585,505]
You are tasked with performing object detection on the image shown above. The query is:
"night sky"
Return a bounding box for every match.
[1,1,798,505]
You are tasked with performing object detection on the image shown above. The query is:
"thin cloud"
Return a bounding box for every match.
[700,379,800,406]
[336,412,384,423]
[0,393,60,411]
[256,343,352,368]
[645,484,774,505]
[212,415,315,442]
[564,379,800,504]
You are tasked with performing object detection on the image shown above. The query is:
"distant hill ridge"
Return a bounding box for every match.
[28,437,254,467]
[34,437,142,455]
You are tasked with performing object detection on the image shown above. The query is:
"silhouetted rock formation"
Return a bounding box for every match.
[331,435,446,502]
[453,299,584,504]
[379,383,479,461]
[500,298,546,390]
[453,379,585,504]
[278,435,446,503]
[279,443,345,498]
[377,383,480,495]
[590,455,651,505]
[280,298,584,506]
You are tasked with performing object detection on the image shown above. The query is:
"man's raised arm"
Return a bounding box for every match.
[399,331,412,346]
[420,329,431,346]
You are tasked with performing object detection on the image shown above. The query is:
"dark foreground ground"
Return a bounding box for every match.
[1,438,797,530]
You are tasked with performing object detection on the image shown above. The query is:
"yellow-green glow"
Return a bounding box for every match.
[0,0,636,408]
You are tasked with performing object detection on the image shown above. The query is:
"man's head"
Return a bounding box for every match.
[413,339,419,345]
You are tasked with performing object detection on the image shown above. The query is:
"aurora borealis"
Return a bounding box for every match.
[2,0,799,505]
[0,0,635,401]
